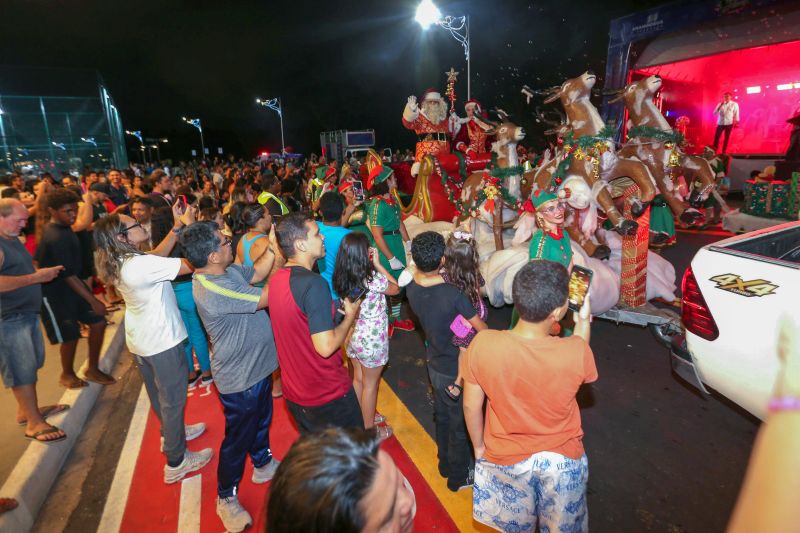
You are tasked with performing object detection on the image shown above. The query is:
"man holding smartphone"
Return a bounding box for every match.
[463,260,596,533]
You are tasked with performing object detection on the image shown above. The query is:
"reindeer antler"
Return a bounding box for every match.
[521,85,561,104]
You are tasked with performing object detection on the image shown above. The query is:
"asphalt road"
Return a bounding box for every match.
[383,229,759,533]
[33,229,759,533]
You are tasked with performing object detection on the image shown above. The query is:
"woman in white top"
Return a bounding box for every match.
[93,204,212,484]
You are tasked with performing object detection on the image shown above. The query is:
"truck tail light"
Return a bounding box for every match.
[681,266,719,341]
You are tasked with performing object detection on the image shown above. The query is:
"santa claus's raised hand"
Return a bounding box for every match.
[407,95,418,111]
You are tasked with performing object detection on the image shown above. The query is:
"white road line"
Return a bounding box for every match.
[97,384,151,533]
[177,474,202,533]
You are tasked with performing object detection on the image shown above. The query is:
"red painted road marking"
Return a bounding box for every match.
[114,383,458,532]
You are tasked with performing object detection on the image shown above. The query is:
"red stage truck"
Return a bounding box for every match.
[603,0,800,188]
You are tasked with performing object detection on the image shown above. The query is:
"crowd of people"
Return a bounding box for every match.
[0,147,798,532]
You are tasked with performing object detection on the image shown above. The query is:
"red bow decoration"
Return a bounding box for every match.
[522,198,535,213]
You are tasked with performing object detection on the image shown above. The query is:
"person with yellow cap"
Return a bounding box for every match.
[365,162,414,335]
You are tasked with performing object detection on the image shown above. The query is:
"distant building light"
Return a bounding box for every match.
[746,86,761,94]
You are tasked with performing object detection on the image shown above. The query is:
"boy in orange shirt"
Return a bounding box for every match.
[462,260,596,532]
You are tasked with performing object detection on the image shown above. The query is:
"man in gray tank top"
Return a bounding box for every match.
[0,199,67,442]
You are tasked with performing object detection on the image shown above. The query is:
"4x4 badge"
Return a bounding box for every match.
[710,274,778,297]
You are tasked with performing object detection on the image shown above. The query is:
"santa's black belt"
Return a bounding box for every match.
[383,229,401,236]
[418,132,447,142]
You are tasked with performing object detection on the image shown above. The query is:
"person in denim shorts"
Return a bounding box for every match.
[0,199,68,443]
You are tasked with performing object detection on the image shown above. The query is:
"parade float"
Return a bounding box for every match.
[392,70,696,330]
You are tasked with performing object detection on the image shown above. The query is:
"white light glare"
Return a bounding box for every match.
[745,86,761,94]
[416,0,442,29]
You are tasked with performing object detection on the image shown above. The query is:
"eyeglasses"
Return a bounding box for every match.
[540,202,566,215]
[117,222,142,235]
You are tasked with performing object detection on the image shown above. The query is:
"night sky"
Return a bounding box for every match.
[2,0,664,160]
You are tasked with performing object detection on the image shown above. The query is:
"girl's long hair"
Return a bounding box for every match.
[333,232,374,300]
[443,233,481,301]
[93,214,143,285]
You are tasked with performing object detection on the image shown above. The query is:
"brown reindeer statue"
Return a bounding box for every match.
[522,71,658,237]
[613,75,716,226]
[457,120,527,250]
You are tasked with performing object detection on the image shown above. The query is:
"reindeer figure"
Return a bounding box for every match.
[458,120,526,250]
[524,71,658,236]
[613,75,716,226]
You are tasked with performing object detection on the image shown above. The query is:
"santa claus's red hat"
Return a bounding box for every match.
[421,88,443,102]
[464,99,482,111]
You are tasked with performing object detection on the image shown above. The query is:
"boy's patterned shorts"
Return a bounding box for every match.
[473,451,589,533]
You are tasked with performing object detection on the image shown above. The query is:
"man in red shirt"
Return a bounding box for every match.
[269,212,363,433]
[463,260,597,532]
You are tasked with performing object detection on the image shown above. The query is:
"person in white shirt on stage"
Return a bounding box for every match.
[713,92,740,154]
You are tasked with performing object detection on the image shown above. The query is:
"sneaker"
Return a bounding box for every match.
[375,424,393,441]
[160,423,206,452]
[187,371,202,391]
[393,319,415,332]
[446,468,474,492]
[373,413,386,425]
[200,375,213,388]
[216,495,252,533]
[252,458,281,484]
[163,448,213,484]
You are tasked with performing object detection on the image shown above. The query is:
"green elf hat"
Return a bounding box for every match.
[366,164,393,191]
[530,188,564,210]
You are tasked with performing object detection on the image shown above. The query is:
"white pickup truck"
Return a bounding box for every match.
[666,221,800,420]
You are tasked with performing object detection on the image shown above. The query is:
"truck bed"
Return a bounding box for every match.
[711,222,800,265]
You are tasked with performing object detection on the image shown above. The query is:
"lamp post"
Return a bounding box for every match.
[81,136,101,162]
[415,0,471,100]
[182,117,206,160]
[256,98,285,155]
[125,130,146,164]
[157,138,168,162]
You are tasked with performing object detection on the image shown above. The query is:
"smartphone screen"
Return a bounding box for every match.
[568,265,593,312]
[352,180,365,202]
[177,195,188,210]
[348,286,367,302]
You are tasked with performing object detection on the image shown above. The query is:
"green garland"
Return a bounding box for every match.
[436,158,524,217]
[627,125,684,145]
[548,126,617,191]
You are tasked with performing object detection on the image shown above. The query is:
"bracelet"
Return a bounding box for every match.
[767,396,800,412]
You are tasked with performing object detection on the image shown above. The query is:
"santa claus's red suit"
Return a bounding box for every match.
[402,88,450,176]
[450,100,493,157]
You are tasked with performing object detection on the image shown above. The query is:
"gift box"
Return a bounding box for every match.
[743,179,792,218]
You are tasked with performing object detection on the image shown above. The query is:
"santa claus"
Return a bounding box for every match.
[402,88,451,176]
[450,99,493,157]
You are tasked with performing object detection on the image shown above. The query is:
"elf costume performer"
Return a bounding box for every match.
[649,194,676,247]
[701,146,728,226]
[365,160,414,335]
[402,88,451,176]
[338,181,371,238]
[309,165,338,214]
[510,189,573,329]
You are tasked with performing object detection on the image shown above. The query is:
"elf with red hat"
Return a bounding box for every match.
[402,88,451,176]
[363,151,415,335]
[450,99,493,157]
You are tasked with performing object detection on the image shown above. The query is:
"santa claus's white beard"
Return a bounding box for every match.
[421,101,447,124]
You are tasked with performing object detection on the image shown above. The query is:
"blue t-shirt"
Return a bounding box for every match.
[316,222,351,298]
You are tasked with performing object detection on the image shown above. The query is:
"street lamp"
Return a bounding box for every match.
[256,98,285,155]
[125,130,146,164]
[51,141,66,151]
[81,136,101,161]
[181,116,206,160]
[415,0,471,100]
[155,138,168,162]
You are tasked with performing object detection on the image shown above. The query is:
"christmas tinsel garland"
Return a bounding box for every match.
[548,126,617,191]
[626,125,684,145]
[436,156,525,217]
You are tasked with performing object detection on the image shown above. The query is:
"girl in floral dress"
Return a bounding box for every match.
[333,232,399,439]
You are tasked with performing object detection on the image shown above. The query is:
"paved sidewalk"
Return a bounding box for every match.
[0,309,126,532]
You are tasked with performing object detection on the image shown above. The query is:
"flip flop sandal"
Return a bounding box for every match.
[17,404,71,426]
[25,425,67,443]
[445,383,463,401]
[62,379,89,389]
